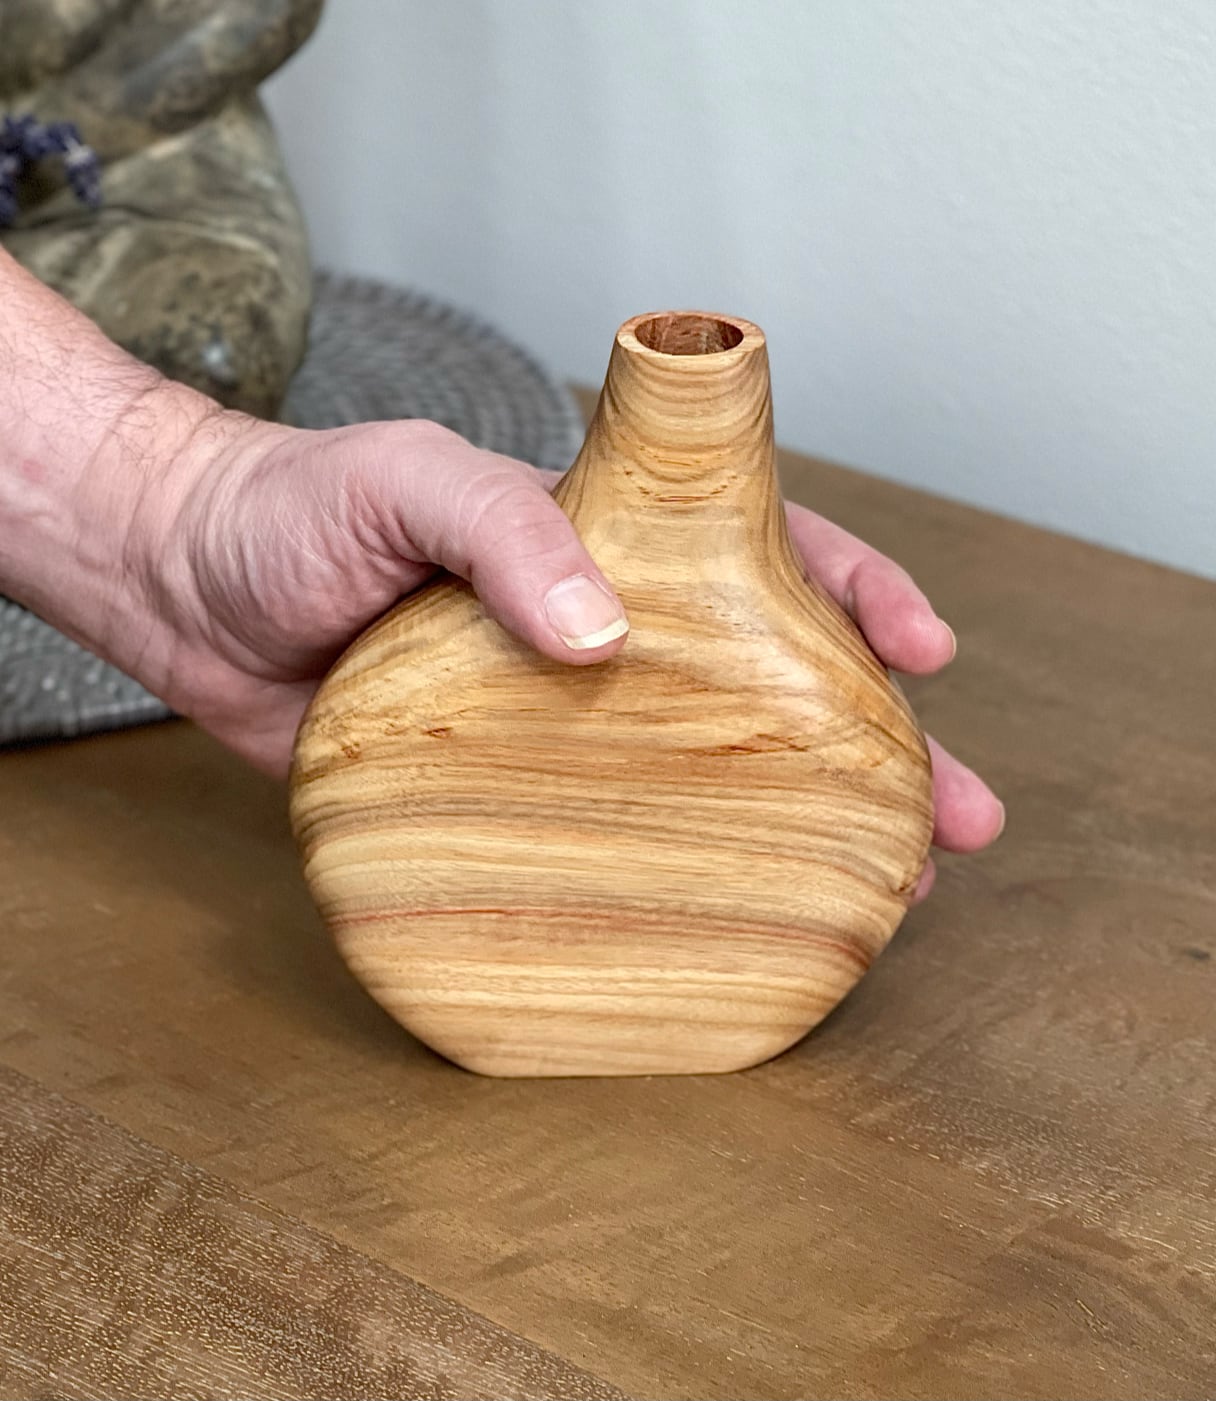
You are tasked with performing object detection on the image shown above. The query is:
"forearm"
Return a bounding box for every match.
[0,247,214,691]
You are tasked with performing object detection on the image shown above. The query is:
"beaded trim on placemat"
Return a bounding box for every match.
[0,271,585,746]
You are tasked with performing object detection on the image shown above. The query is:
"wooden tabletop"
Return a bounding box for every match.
[2,434,1214,1401]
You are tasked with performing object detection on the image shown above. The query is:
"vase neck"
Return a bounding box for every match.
[600,311,774,480]
[560,313,787,575]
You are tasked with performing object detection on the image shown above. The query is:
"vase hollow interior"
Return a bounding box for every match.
[633,312,745,355]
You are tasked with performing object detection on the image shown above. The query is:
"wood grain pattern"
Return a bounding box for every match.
[0,1066,624,1401]
[291,313,934,1076]
[2,432,1214,1398]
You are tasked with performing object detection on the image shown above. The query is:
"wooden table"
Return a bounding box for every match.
[2,436,1214,1401]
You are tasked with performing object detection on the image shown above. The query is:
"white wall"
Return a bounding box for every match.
[264,0,1216,579]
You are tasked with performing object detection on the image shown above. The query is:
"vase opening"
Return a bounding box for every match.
[634,314,744,356]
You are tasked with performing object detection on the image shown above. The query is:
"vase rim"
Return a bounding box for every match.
[618,310,765,361]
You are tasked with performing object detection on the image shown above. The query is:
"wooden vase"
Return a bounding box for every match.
[290,311,935,1077]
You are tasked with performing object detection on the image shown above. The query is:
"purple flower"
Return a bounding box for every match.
[0,112,102,227]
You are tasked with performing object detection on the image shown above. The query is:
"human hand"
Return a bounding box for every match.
[0,247,998,896]
[137,411,1001,901]
[780,504,1004,900]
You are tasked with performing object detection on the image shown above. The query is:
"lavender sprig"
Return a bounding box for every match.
[0,112,102,228]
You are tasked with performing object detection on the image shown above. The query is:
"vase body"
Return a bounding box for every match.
[290,312,934,1077]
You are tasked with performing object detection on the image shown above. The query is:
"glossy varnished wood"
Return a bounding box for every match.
[291,314,934,1076]
[2,438,1214,1398]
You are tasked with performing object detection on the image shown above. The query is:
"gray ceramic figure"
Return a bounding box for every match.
[0,0,322,417]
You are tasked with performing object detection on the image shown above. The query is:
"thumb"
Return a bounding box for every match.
[365,421,629,663]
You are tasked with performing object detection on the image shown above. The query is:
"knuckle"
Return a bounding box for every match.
[465,477,573,562]
[405,418,466,453]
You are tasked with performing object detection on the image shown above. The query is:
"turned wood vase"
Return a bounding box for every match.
[290,311,935,1077]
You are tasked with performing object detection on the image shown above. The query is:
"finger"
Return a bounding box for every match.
[928,736,1005,852]
[362,423,628,664]
[910,856,937,905]
[785,503,955,674]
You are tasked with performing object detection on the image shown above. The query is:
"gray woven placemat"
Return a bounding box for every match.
[0,270,584,745]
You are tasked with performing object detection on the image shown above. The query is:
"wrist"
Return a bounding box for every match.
[0,351,222,699]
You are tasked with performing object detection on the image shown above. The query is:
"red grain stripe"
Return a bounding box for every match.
[330,906,872,971]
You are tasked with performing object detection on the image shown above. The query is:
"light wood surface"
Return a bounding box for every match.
[292,313,933,1076]
[2,428,1215,1399]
